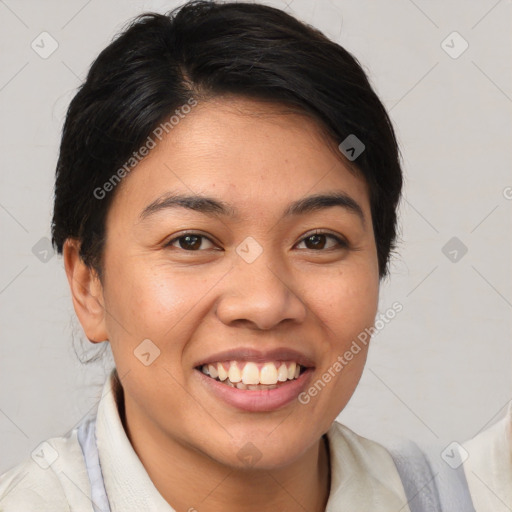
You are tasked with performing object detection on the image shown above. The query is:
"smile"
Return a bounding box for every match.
[199,360,306,390]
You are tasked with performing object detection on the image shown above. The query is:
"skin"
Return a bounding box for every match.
[64,96,380,512]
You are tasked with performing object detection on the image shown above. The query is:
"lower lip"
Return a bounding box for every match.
[195,368,314,412]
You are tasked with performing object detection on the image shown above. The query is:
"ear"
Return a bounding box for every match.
[63,239,108,343]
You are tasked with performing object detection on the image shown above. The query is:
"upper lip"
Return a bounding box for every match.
[194,347,316,369]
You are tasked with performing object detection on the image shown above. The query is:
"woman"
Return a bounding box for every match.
[0,1,480,510]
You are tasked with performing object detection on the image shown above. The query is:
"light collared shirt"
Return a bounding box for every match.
[0,369,411,511]
[462,401,512,512]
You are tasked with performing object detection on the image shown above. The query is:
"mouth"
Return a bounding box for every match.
[196,360,308,390]
[193,348,315,412]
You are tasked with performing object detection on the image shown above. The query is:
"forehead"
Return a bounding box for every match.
[108,96,371,223]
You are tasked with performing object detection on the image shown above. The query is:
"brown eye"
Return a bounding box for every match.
[296,232,348,251]
[166,234,215,251]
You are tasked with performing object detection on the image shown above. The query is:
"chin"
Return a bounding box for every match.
[200,427,319,471]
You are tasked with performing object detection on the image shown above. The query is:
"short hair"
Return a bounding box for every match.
[51,0,403,280]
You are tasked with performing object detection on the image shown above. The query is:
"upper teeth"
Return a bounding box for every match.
[201,361,302,385]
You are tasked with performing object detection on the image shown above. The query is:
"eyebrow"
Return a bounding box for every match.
[139,191,366,226]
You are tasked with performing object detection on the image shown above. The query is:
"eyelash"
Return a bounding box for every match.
[164,230,349,252]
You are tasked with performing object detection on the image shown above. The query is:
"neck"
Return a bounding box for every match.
[118,385,331,512]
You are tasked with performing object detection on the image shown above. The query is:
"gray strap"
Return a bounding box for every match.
[76,412,111,512]
[427,446,477,512]
[389,440,442,512]
[389,440,476,512]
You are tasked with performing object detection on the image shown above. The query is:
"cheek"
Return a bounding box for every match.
[301,271,377,422]
[103,261,220,344]
[309,267,379,344]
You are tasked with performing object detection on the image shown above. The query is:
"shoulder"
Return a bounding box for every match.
[326,421,478,512]
[327,420,403,470]
[325,421,412,510]
[0,427,93,512]
[462,405,512,512]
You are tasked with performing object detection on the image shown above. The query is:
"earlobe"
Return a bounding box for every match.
[63,239,108,343]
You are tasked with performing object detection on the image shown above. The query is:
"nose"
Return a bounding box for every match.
[215,257,307,331]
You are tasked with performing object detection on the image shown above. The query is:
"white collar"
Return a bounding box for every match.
[96,369,409,512]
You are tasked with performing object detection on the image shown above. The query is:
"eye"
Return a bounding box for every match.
[164,231,348,252]
[295,231,348,251]
[165,233,216,251]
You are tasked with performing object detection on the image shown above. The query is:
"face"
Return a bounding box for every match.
[92,97,379,469]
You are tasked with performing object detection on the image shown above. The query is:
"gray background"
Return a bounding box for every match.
[0,0,511,473]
